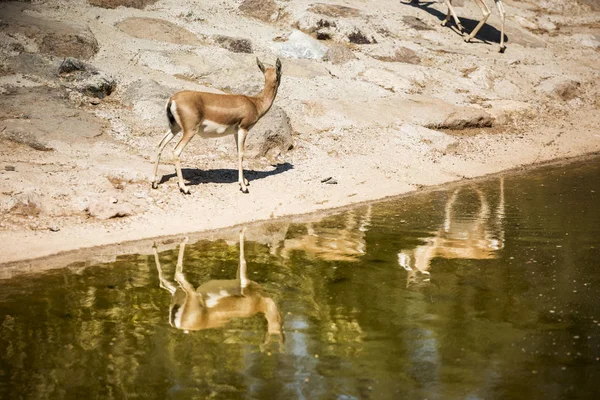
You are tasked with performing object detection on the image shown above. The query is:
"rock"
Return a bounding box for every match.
[239,0,282,23]
[435,109,494,130]
[401,16,434,31]
[48,226,60,232]
[537,17,558,32]
[5,166,16,171]
[8,191,44,217]
[0,3,99,60]
[86,200,133,220]
[121,79,173,126]
[538,77,581,101]
[371,46,421,64]
[513,15,538,31]
[116,18,203,45]
[58,57,116,99]
[88,0,159,9]
[308,3,360,18]
[347,29,376,44]
[324,44,356,65]
[272,30,329,60]
[213,35,253,54]
[246,106,294,159]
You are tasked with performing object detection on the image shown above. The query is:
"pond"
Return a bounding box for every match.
[1,158,600,399]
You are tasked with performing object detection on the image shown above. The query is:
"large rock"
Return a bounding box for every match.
[0,3,99,60]
[88,0,159,9]
[239,0,282,23]
[121,79,174,128]
[213,35,253,54]
[116,18,203,45]
[271,30,329,60]
[537,77,581,101]
[58,58,116,99]
[246,106,294,159]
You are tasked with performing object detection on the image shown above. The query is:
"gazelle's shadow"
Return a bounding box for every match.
[402,0,508,45]
[159,162,293,187]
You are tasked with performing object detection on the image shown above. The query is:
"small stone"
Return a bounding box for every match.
[48,226,60,232]
[134,191,147,199]
[5,165,16,171]
[110,197,118,204]
[90,98,101,105]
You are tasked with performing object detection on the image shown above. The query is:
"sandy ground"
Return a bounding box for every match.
[0,0,599,267]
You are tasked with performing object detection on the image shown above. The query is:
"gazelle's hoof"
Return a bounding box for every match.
[499,45,506,54]
[179,186,191,195]
[240,186,249,194]
[151,181,158,189]
[464,37,472,43]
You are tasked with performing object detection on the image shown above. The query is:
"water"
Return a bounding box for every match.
[1,159,600,399]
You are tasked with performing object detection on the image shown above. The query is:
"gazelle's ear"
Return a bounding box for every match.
[275,58,282,79]
[256,57,266,73]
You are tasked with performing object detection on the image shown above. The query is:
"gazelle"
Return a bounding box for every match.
[152,58,282,194]
[440,0,507,53]
[398,177,505,287]
[153,228,284,345]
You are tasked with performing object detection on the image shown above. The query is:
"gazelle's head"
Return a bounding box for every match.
[257,57,282,88]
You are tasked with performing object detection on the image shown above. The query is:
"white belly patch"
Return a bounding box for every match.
[199,120,237,138]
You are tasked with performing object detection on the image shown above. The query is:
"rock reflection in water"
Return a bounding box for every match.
[398,177,505,286]
[275,205,372,262]
[153,227,284,346]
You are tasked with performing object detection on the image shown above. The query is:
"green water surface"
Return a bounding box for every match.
[1,159,600,399]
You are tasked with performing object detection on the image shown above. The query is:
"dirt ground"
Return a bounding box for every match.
[0,0,599,266]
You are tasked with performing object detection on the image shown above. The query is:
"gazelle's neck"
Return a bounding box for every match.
[252,77,279,117]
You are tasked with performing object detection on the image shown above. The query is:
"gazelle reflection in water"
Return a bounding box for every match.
[398,177,505,287]
[153,228,284,347]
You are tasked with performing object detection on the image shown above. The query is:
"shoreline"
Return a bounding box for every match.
[2,150,598,276]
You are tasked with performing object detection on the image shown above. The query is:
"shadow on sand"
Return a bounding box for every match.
[402,0,508,46]
[158,162,293,187]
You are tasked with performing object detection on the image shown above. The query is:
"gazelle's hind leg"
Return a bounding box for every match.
[441,0,464,33]
[172,130,195,195]
[494,0,507,52]
[152,129,177,189]
[465,0,491,43]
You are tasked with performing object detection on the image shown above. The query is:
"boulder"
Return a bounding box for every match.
[213,35,253,54]
[58,58,116,99]
[537,77,581,101]
[239,0,282,23]
[121,79,173,125]
[324,44,357,65]
[272,30,329,60]
[246,106,294,159]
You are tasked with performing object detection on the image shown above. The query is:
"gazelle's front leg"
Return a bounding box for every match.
[233,131,249,187]
[236,128,249,193]
[465,0,491,43]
